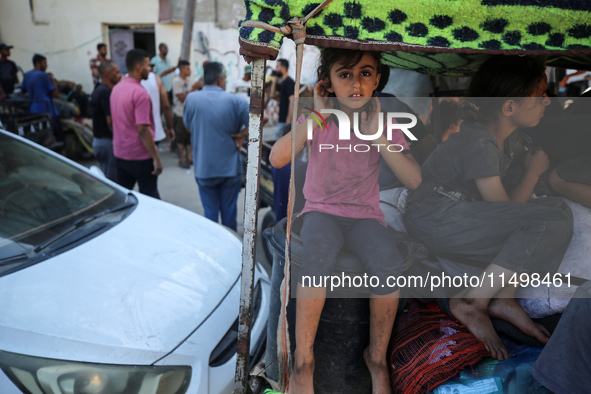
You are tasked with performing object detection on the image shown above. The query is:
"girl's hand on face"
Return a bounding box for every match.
[359,96,382,136]
[524,147,550,176]
[313,80,330,112]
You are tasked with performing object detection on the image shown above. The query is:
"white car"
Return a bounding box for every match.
[0,129,270,394]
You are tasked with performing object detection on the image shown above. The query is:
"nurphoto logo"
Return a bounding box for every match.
[305,108,419,153]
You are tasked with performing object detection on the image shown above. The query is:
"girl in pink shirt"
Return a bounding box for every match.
[270,48,421,393]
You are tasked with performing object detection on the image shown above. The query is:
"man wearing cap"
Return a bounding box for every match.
[0,43,19,99]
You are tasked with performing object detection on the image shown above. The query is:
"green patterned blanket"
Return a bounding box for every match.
[239,0,591,75]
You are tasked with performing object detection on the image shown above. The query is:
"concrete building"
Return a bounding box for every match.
[0,0,247,93]
[0,0,318,95]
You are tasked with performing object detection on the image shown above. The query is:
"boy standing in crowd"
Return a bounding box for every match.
[172,60,195,168]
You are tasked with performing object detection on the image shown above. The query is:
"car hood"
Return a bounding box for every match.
[0,193,242,364]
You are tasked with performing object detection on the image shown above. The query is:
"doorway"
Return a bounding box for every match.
[108,25,156,74]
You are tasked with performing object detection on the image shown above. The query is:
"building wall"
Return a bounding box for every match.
[0,0,183,92]
[167,0,246,30]
[0,0,318,96]
[192,21,247,83]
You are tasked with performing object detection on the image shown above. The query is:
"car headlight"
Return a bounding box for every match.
[0,351,191,394]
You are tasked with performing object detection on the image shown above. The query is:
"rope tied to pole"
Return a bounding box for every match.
[239,1,334,392]
[241,0,331,45]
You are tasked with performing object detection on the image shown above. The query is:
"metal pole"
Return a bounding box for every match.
[234,57,266,394]
[180,0,196,60]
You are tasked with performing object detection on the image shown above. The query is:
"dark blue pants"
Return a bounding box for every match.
[532,281,591,393]
[116,158,160,199]
[272,163,291,223]
[196,175,241,231]
[93,138,117,182]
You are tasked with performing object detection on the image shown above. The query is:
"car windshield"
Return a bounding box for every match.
[0,133,129,267]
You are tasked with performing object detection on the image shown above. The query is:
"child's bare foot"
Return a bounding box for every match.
[488,298,551,344]
[363,347,393,394]
[449,297,510,360]
[289,352,315,394]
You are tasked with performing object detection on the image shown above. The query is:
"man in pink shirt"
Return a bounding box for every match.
[110,49,163,198]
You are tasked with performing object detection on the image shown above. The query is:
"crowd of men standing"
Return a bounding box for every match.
[90,45,249,232]
[0,41,291,232]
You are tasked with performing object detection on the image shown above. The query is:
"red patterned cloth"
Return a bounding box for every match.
[389,301,490,394]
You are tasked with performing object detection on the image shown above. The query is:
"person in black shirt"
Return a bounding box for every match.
[532,281,591,393]
[91,60,121,181]
[0,43,19,99]
[270,58,295,139]
[520,92,591,208]
[404,56,573,360]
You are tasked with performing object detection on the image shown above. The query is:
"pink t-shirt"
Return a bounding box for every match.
[111,77,155,161]
[300,117,409,226]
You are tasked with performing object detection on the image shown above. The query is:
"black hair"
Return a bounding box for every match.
[463,56,547,122]
[468,56,546,97]
[376,65,390,92]
[203,62,225,85]
[434,100,461,143]
[125,49,150,72]
[158,43,167,51]
[178,60,190,68]
[277,58,289,70]
[439,100,461,129]
[97,43,106,51]
[316,48,382,95]
[32,53,46,66]
[98,60,116,76]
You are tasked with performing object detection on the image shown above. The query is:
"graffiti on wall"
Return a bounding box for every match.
[193,30,243,81]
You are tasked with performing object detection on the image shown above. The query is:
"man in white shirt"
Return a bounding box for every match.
[229,65,251,102]
[172,60,197,168]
